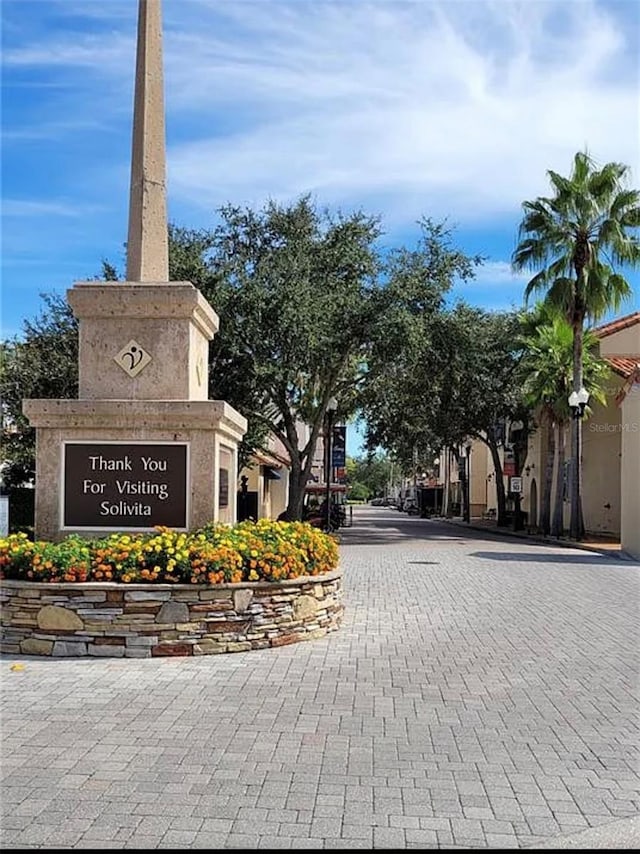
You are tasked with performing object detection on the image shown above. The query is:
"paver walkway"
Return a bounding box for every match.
[1,506,639,849]
[442,516,625,559]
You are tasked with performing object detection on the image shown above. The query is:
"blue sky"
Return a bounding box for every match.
[2,0,639,455]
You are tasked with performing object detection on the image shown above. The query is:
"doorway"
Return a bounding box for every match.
[529,478,538,531]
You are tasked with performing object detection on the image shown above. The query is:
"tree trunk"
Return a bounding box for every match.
[570,292,586,539]
[442,449,451,516]
[285,457,307,520]
[285,443,323,521]
[459,449,469,522]
[278,394,335,522]
[451,447,462,518]
[551,420,566,537]
[539,411,555,536]
[485,435,507,526]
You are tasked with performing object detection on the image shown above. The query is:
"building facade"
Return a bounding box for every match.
[464,312,639,558]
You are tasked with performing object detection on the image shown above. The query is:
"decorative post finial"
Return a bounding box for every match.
[126,0,169,282]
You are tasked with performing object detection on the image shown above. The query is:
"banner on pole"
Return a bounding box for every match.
[332,425,346,468]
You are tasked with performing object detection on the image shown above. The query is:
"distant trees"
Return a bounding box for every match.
[362,302,529,526]
[345,453,395,501]
[360,221,481,472]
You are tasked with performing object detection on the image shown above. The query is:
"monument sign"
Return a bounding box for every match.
[23,0,246,539]
[62,442,188,530]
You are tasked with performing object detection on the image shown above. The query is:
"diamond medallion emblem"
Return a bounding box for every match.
[114,340,152,378]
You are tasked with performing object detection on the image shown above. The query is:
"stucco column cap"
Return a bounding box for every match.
[22,399,247,443]
[67,282,219,340]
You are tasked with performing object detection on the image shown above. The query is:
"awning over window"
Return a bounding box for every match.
[262,466,281,481]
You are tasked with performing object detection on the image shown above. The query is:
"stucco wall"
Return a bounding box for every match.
[620,387,640,559]
[581,391,623,535]
[469,440,488,518]
[598,324,640,357]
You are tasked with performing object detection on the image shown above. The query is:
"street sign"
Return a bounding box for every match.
[503,444,515,477]
[510,476,522,494]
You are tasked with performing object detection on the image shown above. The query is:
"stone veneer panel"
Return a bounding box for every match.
[1,571,343,658]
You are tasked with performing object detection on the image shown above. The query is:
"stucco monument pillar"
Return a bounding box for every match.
[23,0,246,540]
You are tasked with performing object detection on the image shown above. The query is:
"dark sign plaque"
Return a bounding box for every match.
[63,442,189,530]
[218,468,229,508]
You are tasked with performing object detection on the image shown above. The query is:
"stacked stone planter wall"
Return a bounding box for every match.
[0,570,342,658]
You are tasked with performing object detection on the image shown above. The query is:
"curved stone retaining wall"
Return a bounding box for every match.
[0,570,342,658]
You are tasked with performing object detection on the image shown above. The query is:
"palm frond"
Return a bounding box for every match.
[513,150,639,324]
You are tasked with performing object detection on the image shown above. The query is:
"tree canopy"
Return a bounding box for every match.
[1,294,78,487]
[2,199,480,521]
[169,196,385,517]
[4,158,636,531]
[513,151,640,322]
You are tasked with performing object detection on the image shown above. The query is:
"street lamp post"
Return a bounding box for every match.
[324,397,338,531]
[568,386,589,540]
[509,420,526,532]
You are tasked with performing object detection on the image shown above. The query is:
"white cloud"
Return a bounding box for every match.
[2,117,111,142]
[3,0,639,226]
[1,199,94,218]
[157,0,639,224]
[449,260,530,311]
[2,35,133,71]
[471,261,531,288]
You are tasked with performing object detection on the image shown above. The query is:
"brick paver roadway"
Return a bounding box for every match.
[2,506,639,849]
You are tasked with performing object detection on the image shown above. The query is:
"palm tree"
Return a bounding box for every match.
[513,151,640,539]
[521,312,569,535]
[522,312,610,537]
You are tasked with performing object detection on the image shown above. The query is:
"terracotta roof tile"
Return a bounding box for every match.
[613,363,640,406]
[592,312,640,339]
[604,356,640,378]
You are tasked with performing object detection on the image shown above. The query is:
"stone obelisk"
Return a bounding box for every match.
[126,0,169,283]
[23,0,246,540]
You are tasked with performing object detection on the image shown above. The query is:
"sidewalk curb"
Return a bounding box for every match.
[437,517,637,562]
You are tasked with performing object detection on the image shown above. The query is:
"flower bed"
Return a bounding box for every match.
[0,521,343,658]
[0,520,338,585]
